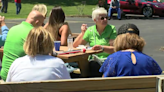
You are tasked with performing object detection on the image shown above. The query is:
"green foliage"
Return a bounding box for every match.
[0,1,97,19]
[8,0,99,6]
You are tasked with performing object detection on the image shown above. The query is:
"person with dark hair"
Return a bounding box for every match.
[44,6,72,46]
[15,0,21,14]
[44,6,74,74]
[1,0,8,13]
[108,0,121,20]
[117,23,140,35]
[99,23,162,77]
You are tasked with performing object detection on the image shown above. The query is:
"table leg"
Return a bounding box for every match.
[0,52,3,61]
[77,54,90,77]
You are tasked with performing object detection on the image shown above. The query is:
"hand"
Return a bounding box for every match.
[0,15,5,27]
[81,24,87,33]
[92,45,103,50]
[112,6,116,9]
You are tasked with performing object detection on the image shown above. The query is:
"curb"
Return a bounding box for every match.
[5,15,92,20]
[66,15,92,18]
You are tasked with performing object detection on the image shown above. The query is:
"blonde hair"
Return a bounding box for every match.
[32,4,47,17]
[24,26,54,57]
[92,7,107,20]
[114,33,146,52]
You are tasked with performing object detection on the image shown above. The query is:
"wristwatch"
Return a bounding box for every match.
[101,46,104,51]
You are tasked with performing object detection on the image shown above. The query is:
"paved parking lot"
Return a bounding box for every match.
[5,15,164,70]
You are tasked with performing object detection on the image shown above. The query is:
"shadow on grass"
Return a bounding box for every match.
[8,0,98,6]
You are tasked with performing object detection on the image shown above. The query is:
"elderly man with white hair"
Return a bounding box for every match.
[73,7,117,77]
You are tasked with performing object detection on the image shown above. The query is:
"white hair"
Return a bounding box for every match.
[92,7,107,20]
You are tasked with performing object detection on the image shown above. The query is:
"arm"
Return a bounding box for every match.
[43,22,48,28]
[151,58,162,75]
[0,16,9,46]
[44,23,69,46]
[99,53,117,77]
[92,45,114,54]
[73,33,87,47]
[92,26,117,54]
[110,0,115,8]
[109,26,117,45]
[60,25,69,46]
[73,24,88,47]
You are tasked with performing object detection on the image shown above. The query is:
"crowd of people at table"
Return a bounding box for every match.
[0,4,162,82]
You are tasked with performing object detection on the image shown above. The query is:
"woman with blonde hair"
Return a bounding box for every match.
[99,24,162,77]
[44,6,72,46]
[32,4,47,18]
[6,26,70,82]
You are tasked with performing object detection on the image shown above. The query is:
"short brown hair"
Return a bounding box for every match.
[24,26,54,57]
[114,33,145,52]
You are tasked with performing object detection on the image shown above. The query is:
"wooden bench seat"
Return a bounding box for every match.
[1,75,163,92]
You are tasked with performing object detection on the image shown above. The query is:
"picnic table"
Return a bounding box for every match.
[55,46,103,77]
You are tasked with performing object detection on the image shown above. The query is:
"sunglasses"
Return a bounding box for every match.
[100,16,108,20]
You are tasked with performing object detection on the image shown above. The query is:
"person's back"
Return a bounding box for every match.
[1,10,45,81]
[6,55,70,82]
[116,51,161,76]
[1,22,33,80]
[100,32,162,77]
[100,51,162,77]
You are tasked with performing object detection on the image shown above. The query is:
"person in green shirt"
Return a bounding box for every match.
[73,7,117,77]
[73,7,117,59]
[0,10,45,81]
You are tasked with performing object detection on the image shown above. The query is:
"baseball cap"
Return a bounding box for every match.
[117,23,140,36]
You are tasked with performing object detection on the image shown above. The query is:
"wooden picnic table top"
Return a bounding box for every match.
[56,46,103,60]
[0,46,103,62]
[0,46,103,59]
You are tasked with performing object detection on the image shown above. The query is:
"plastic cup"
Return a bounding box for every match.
[54,41,61,51]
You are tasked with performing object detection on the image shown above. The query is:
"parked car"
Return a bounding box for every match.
[99,0,164,17]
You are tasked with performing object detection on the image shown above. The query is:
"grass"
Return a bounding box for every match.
[0,0,98,19]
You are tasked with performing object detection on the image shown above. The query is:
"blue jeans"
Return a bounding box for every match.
[1,0,8,13]
[108,7,121,19]
[15,2,21,14]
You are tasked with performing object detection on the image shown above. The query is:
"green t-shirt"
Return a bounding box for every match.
[83,24,117,59]
[1,21,33,81]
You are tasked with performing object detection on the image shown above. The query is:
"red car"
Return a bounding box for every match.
[100,0,164,17]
